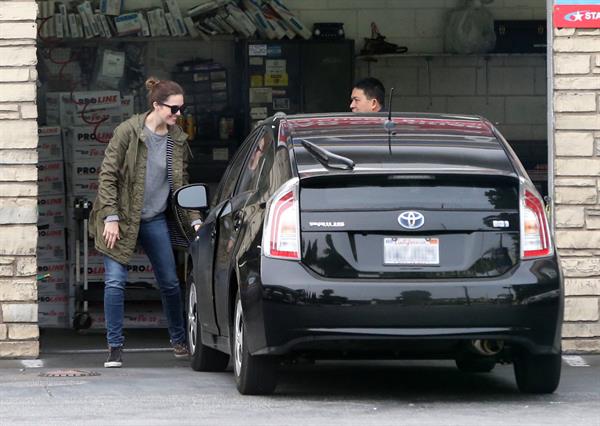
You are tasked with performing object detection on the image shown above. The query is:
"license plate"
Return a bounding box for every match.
[383,237,440,265]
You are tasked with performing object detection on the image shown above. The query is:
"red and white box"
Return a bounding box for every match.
[37,260,68,285]
[37,126,63,161]
[37,226,67,261]
[38,300,70,328]
[37,160,65,196]
[38,194,66,228]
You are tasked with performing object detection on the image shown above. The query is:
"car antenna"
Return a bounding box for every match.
[384,87,395,155]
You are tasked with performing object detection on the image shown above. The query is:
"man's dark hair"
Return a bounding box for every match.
[354,77,385,108]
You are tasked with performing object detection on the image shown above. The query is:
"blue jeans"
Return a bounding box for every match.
[103,213,185,348]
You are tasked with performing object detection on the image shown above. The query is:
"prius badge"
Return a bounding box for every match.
[398,211,425,230]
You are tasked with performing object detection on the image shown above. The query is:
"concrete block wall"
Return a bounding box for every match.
[355,54,547,141]
[554,26,600,353]
[0,0,40,358]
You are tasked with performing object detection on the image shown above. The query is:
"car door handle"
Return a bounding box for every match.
[233,212,243,231]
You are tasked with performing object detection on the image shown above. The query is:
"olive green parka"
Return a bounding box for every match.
[89,112,200,264]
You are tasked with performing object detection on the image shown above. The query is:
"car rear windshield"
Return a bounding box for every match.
[300,175,518,211]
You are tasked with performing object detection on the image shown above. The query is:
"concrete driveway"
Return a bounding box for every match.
[0,330,599,425]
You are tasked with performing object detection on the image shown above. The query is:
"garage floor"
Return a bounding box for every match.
[40,328,173,353]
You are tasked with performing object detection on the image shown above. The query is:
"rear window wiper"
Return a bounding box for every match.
[298,139,355,171]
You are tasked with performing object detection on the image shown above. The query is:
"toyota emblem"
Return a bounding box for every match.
[398,211,425,229]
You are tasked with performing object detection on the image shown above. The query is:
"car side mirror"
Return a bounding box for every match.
[174,184,209,210]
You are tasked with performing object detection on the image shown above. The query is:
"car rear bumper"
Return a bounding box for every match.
[242,256,563,357]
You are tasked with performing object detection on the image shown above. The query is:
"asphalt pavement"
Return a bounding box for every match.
[0,330,599,426]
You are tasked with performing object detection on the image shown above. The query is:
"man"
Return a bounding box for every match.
[350,77,385,113]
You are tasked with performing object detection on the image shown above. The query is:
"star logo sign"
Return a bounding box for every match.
[572,11,584,21]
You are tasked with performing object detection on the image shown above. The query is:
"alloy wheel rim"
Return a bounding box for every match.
[234,299,243,377]
[188,282,197,355]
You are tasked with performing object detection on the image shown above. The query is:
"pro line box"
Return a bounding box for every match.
[69,261,106,282]
[37,260,68,285]
[37,126,63,161]
[67,144,106,164]
[64,160,101,185]
[61,108,123,127]
[63,125,114,150]
[47,91,121,125]
[88,306,167,329]
[37,160,65,195]
[37,281,69,297]
[38,300,70,328]
[65,171,100,199]
[121,95,134,119]
[37,226,67,261]
[45,92,67,125]
[37,194,66,228]
[63,90,121,113]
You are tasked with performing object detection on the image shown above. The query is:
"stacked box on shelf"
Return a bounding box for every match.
[37,126,70,328]
[67,244,157,285]
[87,305,167,329]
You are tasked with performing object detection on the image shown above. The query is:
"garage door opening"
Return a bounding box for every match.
[34,0,550,355]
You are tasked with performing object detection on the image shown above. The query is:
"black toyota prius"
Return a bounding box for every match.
[175,112,563,395]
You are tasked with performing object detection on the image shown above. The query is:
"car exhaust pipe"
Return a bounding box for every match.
[470,339,504,356]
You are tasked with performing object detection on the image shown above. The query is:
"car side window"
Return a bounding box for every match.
[265,145,292,198]
[213,128,261,205]
[235,130,273,195]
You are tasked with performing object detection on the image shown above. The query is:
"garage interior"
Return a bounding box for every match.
[34,0,549,351]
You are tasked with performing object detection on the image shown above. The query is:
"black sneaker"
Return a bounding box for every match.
[104,346,123,368]
[173,342,189,359]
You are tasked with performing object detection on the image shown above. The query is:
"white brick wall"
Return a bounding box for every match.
[0,0,39,359]
[554,24,600,352]
[356,54,546,140]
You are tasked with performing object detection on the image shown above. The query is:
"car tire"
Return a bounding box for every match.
[186,272,229,372]
[232,290,277,395]
[455,357,496,373]
[513,352,561,394]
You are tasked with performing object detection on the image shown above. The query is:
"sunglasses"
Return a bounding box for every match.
[159,102,186,115]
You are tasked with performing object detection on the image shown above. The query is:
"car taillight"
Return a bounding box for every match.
[520,188,552,259]
[263,178,300,260]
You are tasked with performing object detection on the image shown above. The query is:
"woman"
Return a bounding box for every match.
[89,77,202,368]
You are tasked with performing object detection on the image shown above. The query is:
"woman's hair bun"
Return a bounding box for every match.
[145,77,160,91]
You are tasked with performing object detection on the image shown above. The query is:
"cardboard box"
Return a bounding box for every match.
[63,125,114,149]
[61,108,123,127]
[37,260,67,285]
[38,300,70,328]
[66,144,106,164]
[64,160,101,182]
[37,126,63,161]
[121,95,134,119]
[88,306,167,329]
[37,160,65,196]
[38,194,66,228]
[38,281,69,297]
[37,226,67,261]
[45,92,67,125]
[64,90,121,113]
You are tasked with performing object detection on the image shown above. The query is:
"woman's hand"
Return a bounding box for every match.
[103,221,120,249]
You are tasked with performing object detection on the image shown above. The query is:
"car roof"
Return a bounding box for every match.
[274,113,518,179]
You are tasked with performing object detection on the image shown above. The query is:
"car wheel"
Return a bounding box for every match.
[186,272,229,372]
[455,357,496,373]
[232,290,277,395]
[513,352,561,394]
